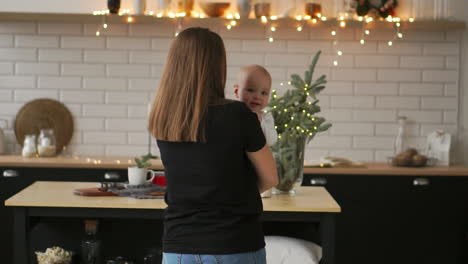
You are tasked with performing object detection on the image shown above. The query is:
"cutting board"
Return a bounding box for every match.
[73,188,117,196]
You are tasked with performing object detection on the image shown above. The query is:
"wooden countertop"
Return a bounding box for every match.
[5,181,341,213]
[0,155,467,176]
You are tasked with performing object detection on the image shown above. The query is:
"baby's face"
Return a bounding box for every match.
[235,73,271,113]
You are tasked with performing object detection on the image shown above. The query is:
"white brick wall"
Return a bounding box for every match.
[0,21,462,162]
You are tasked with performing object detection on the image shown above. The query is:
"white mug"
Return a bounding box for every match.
[128,167,156,185]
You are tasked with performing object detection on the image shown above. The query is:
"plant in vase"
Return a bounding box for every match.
[128,153,159,186]
[268,51,331,195]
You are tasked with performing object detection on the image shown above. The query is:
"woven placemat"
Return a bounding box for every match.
[14,98,74,154]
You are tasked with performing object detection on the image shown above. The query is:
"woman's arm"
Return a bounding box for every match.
[246,144,278,193]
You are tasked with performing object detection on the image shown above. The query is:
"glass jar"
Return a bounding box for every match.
[38,129,57,157]
[305,0,322,19]
[22,134,37,158]
[254,0,272,18]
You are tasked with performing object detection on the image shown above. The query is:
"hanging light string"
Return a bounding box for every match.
[95,11,109,37]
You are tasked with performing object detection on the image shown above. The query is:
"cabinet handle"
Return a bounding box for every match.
[310,177,327,186]
[3,170,19,177]
[104,172,120,180]
[413,178,430,186]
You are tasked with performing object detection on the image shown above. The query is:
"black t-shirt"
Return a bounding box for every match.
[157,101,266,254]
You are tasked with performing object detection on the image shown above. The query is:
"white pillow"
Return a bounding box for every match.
[265,236,322,264]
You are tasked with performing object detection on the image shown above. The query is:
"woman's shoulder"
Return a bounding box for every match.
[210,99,249,112]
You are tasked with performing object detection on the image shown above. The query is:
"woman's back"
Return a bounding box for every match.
[157,101,266,254]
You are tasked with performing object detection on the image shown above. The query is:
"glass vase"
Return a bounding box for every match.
[271,135,307,196]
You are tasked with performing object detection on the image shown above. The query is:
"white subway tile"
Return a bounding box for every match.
[304,149,330,162]
[39,23,82,35]
[424,43,459,55]
[83,104,127,117]
[378,42,422,55]
[353,136,394,149]
[39,76,81,89]
[0,23,36,34]
[421,124,457,136]
[62,63,105,76]
[0,48,36,61]
[83,78,127,90]
[308,135,352,148]
[224,39,242,52]
[403,31,445,41]
[328,150,374,161]
[311,28,355,40]
[287,40,330,53]
[84,24,128,36]
[321,81,353,95]
[331,69,376,81]
[39,49,82,62]
[74,118,105,130]
[321,109,352,121]
[61,91,104,103]
[376,123,420,136]
[0,76,35,88]
[105,145,149,156]
[331,96,374,108]
[219,26,265,39]
[444,111,457,123]
[355,55,399,68]
[353,110,396,122]
[107,37,151,50]
[375,150,394,161]
[129,78,158,91]
[68,131,82,144]
[0,90,12,101]
[16,62,59,75]
[0,35,13,47]
[83,132,126,144]
[0,103,22,115]
[275,27,309,40]
[151,38,173,50]
[107,64,150,77]
[0,62,13,74]
[358,30,395,41]
[399,83,444,96]
[421,97,457,110]
[240,39,287,53]
[128,105,147,118]
[330,123,374,135]
[263,67,287,81]
[355,83,398,95]
[66,104,82,117]
[14,89,59,102]
[129,51,167,64]
[422,70,457,82]
[445,32,461,41]
[69,145,105,156]
[376,96,420,109]
[318,55,354,67]
[444,84,457,96]
[84,50,127,63]
[61,36,105,49]
[106,92,149,104]
[398,110,442,123]
[151,65,164,78]
[230,52,264,66]
[446,56,459,69]
[128,132,149,144]
[106,118,146,131]
[378,69,420,82]
[129,23,174,37]
[15,35,59,48]
[400,56,445,69]
[337,41,377,54]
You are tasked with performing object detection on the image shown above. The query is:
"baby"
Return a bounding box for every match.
[234,64,278,146]
[234,65,278,198]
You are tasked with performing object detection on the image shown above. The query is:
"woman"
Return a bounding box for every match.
[148,27,278,263]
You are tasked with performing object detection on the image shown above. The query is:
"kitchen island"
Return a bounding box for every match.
[5,181,341,264]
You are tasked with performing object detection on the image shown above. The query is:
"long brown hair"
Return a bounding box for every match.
[148,27,227,142]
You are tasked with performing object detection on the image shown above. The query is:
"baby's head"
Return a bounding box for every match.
[234,65,272,113]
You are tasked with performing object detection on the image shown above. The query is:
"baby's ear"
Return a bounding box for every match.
[233,84,239,97]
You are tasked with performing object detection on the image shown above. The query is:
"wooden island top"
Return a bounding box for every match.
[5,181,341,213]
[1,155,468,176]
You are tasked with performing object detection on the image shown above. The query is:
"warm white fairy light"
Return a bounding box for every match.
[168,12,176,18]
[339,21,346,28]
[360,39,365,44]
[156,13,163,18]
[388,41,393,46]
[386,16,393,22]
[320,16,327,21]
[297,26,302,32]
[358,16,364,21]
[270,15,278,20]
[398,32,403,38]
[231,20,237,26]
[268,37,274,42]
[409,17,415,22]
[227,14,234,19]
[127,16,134,23]
[311,18,318,24]
[149,11,154,15]
[365,29,370,35]
[227,25,232,30]
[103,23,108,29]
[337,50,343,56]
[366,17,373,23]
[96,31,100,36]
[296,15,302,21]
[317,13,322,18]
[261,16,268,23]
[396,22,401,27]
[235,13,240,19]
[333,60,338,66]
[304,15,311,20]
[331,30,336,36]
[270,26,276,32]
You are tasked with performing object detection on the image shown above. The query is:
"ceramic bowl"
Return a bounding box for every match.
[200,2,231,17]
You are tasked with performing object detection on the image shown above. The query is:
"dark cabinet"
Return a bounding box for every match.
[303,174,468,264]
